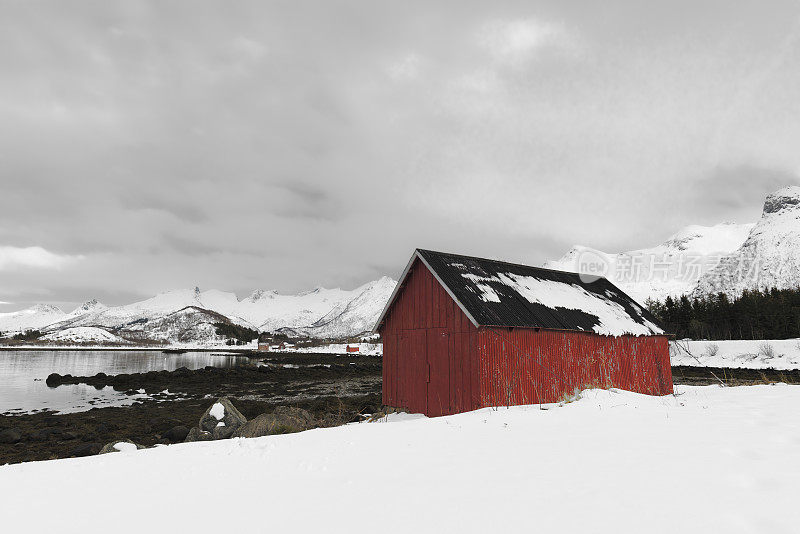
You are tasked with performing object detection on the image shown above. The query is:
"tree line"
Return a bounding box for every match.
[645,288,800,340]
[213,323,258,345]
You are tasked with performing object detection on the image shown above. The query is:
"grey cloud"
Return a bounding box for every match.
[693,165,798,212]
[121,192,209,224]
[1,1,800,308]
[276,181,329,204]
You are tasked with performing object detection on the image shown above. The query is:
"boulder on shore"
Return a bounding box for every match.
[184,427,213,442]
[99,440,144,454]
[273,406,314,426]
[163,425,191,443]
[0,428,22,444]
[232,412,310,439]
[199,397,247,436]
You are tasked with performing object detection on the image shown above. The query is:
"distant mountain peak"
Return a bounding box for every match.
[763,185,800,214]
[73,298,106,314]
[247,289,277,301]
[298,286,326,296]
[694,185,800,298]
[29,304,63,314]
[545,222,754,303]
[1,277,398,341]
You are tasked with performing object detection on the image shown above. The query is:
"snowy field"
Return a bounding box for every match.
[671,339,800,370]
[289,342,382,355]
[2,385,799,533]
[39,327,128,344]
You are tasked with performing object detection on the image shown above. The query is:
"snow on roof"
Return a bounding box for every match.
[377,249,666,336]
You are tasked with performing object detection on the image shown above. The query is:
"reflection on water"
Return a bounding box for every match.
[0,350,249,415]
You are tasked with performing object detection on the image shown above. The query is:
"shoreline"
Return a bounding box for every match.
[3,360,798,464]
[1,354,383,464]
[0,345,379,355]
[0,346,260,352]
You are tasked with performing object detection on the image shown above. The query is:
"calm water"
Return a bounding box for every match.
[0,350,250,415]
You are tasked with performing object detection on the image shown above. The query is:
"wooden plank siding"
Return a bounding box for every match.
[380,258,478,414]
[476,328,673,407]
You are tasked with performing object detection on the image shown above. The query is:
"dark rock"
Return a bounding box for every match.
[184,427,213,442]
[0,428,22,444]
[273,406,314,425]
[70,442,102,457]
[45,373,61,387]
[211,424,235,440]
[163,425,190,443]
[99,440,144,454]
[232,413,309,439]
[173,367,191,377]
[199,397,246,435]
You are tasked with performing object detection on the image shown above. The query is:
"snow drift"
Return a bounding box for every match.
[1,385,798,533]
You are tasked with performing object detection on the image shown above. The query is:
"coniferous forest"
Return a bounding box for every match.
[645,288,800,340]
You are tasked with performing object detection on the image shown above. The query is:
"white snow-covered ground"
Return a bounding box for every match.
[2,385,799,533]
[671,339,800,370]
[289,342,382,355]
[39,327,128,344]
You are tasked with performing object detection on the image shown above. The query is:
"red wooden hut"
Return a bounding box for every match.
[374,249,673,417]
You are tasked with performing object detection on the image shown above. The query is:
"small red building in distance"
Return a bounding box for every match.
[374,249,673,417]
[346,345,360,353]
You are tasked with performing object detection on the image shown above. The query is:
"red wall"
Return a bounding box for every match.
[380,258,479,415]
[380,260,673,416]
[477,328,673,407]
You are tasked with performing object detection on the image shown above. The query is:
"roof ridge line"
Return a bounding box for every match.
[415,248,609,281]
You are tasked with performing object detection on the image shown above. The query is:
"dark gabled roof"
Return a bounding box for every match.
[375,249,666,336]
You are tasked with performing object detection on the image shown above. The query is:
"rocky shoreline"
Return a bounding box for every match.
[1,353,383,464]
[0,392,383,464]
[671,365,800,386]
[3,359,798,464]
[39,352,380,400]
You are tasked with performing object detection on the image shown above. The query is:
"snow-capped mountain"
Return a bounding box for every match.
[545,222,754,303]
[249,287,356,333]
[0,304,67,333]
[1,278,397,343]
[299,276,397,338]
[694,186,800,298]
[41,326,125,344]
[68,299,107,317]
[122,306,232,344]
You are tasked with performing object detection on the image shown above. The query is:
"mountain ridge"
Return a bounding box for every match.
[0,278,397,343]
[546,186,800,304]
[544,221,755,303]
[693,186,800,298]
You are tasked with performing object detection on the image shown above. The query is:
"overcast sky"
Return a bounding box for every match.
[2,0,800,310]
